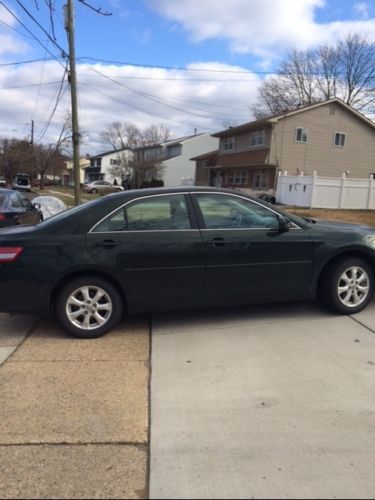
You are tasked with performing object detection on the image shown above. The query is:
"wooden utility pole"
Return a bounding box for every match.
[64,0,81,205]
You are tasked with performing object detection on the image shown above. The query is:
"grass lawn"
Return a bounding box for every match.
[33,186,101,207]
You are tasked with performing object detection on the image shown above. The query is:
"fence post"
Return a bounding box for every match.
[339,172,346,209]
[367,174,374,209]
[310,171,317,209]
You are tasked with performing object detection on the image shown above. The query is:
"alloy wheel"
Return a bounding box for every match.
[65,285,113,330]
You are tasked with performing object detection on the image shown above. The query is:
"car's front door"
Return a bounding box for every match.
[192,192,314,303]
[87,193,204,311]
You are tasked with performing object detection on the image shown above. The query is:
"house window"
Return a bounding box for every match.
[295,127,308,143]
[110,158,119,165]
[334,132,346,147]
[254,171,269,189]
[223,136,235,151]
[250,129,265,147]
[227,170,248,186]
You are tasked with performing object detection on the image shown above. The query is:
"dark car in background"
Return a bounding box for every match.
[0,189,43,228]
[0,187,374,339]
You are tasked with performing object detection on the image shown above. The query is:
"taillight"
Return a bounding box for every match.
[0,214,5,221]
[0,247,23,263]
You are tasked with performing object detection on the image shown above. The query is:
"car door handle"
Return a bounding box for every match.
[95,240,120,248]
[211,237,227,247]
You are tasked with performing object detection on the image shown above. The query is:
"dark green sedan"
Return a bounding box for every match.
[0,187,374,338]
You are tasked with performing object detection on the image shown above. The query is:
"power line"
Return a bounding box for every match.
[83,64,244,121]
[0,57,59,66]
[14,0,66,55]
[0,80,63,90]
[79,56,265,74]
[80,83,218,132]
[36,64,69,142]
[0,1,66,68]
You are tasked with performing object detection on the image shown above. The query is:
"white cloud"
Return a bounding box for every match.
[147,0,375,56]
[0,61,261,154]
[354,2,370,19]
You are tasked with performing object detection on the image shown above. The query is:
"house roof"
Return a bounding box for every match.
[89,147,131,159]
[190,150,219,161]
[212,98,375,137]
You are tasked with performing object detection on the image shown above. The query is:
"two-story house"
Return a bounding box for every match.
[133,133,219,187]
[84,148,133,184]
[194,98,375,196]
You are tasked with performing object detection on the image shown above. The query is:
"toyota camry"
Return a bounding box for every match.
[0,187,374,338]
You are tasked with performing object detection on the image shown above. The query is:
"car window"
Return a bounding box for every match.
[92,194,192,232]
[195,193,279,229]
[9,193,24,209]
[18,193,33,209]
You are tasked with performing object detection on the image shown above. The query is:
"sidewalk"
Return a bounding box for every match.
[0,313,39,366]
[0,315,150,499]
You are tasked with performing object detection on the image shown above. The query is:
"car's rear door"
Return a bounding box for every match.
[86,193,205,311]
[191,192,315,303]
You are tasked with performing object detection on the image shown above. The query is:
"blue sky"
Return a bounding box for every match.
[1,0,375,153]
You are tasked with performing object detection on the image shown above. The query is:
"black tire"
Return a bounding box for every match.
[90,188,98,194]
[319,257,374,314]
[55,276,123,339]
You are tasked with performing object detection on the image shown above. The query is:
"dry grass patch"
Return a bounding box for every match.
[285,207,375,227]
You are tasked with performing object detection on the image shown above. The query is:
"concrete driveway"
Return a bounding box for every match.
[150,301,375,499]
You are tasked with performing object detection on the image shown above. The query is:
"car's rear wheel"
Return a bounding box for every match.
[90,188,98,194]
[56,277,123,338]
[320,257,374,314]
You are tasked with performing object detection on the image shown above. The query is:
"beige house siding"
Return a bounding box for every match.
[219,127,272,154]
[271,102,375,178]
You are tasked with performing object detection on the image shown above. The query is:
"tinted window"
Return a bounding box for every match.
[9,193,24,209]
[92,194,191,232]
[196,193,279,229]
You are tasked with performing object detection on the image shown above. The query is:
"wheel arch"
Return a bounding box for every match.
[316,249,375,296]
[50,270,128,313]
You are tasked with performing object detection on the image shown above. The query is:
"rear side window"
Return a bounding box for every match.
[91,194,192,232]
[0,194,5,208]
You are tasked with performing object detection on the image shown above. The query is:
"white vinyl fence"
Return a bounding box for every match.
[276,172,375,209]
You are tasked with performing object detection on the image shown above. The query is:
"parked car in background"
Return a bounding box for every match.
[12,173,31,191]
[82,180,124,195]
[0,188,43,228]
[0,187,374,340]
[32,195,67,219]
[0,177,6,187]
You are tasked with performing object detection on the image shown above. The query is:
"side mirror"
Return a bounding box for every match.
[278,215,290,232]
[32,202,41,210]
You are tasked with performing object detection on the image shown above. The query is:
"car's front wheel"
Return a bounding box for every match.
[90,188,98,194]
[56,277,123,338]
[320,257,374,314]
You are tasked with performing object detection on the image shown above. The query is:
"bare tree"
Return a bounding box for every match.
[100,122,172,150]
[0,139,33,183]
[102,122,171,188]
[253,33,375,117]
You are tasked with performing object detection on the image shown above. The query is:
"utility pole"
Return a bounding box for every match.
[30,120,34,147]
[64,0,81,205]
